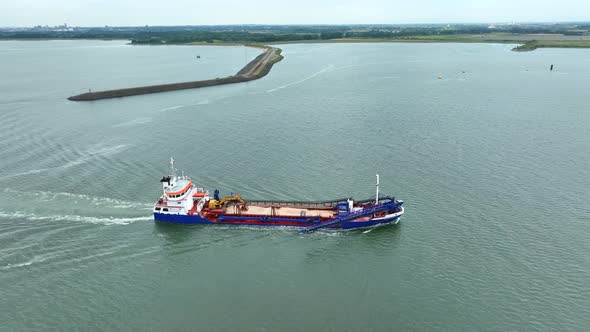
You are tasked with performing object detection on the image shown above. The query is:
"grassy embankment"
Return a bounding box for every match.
[408,34,590,51]
[183,34,590,52]
[513,40,590,51]
[185,35,502,45]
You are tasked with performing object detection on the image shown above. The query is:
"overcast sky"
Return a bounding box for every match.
[2,0,589,27]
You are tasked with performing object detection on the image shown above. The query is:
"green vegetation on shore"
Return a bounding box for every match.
[513,40,590,51]
[269,47,283,64]
[3,24,590,51]
[186,36,590,52]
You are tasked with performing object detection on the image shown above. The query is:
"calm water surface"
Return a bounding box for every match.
[1,40,589,331]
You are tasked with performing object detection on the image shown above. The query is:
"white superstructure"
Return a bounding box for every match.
[154,158,208,215]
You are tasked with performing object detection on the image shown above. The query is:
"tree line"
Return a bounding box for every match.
[1,24,587,43]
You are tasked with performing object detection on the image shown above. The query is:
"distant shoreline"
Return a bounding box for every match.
[265,35,590,52]
[143,35,590,52]
[4,35,590,52]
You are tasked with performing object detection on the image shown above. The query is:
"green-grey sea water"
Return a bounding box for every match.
[1,40,589,331]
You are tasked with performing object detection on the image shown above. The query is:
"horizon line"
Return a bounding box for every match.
[2,20,590,29]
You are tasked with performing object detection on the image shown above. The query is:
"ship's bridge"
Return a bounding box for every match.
[165,178,192,199]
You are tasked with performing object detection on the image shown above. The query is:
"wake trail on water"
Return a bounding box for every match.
[266,60,396,94]
[267,65,335,92]
[2,188,152,209]
[0,144,128,181]
[0,252,58,271]
[265,60,398,94]
[0,242,139,271]
[159,105,185,112]
[112,117,153,128]
[0,188,152,227]
[158,99,214,113]
[0,210,151,225]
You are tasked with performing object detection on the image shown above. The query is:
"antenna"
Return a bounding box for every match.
[169,157,177,177]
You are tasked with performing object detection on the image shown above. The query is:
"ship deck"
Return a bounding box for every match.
[221,204,337,219]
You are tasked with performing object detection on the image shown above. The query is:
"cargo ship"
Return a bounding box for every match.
[153,158,404,233]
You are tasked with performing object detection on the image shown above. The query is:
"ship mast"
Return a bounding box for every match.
[169,157,177,177]
[375,174,380,204]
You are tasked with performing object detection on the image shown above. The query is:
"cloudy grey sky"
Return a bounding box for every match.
[2,0,589,27]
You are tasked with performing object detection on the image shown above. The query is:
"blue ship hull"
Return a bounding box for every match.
[153,212,401,230]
